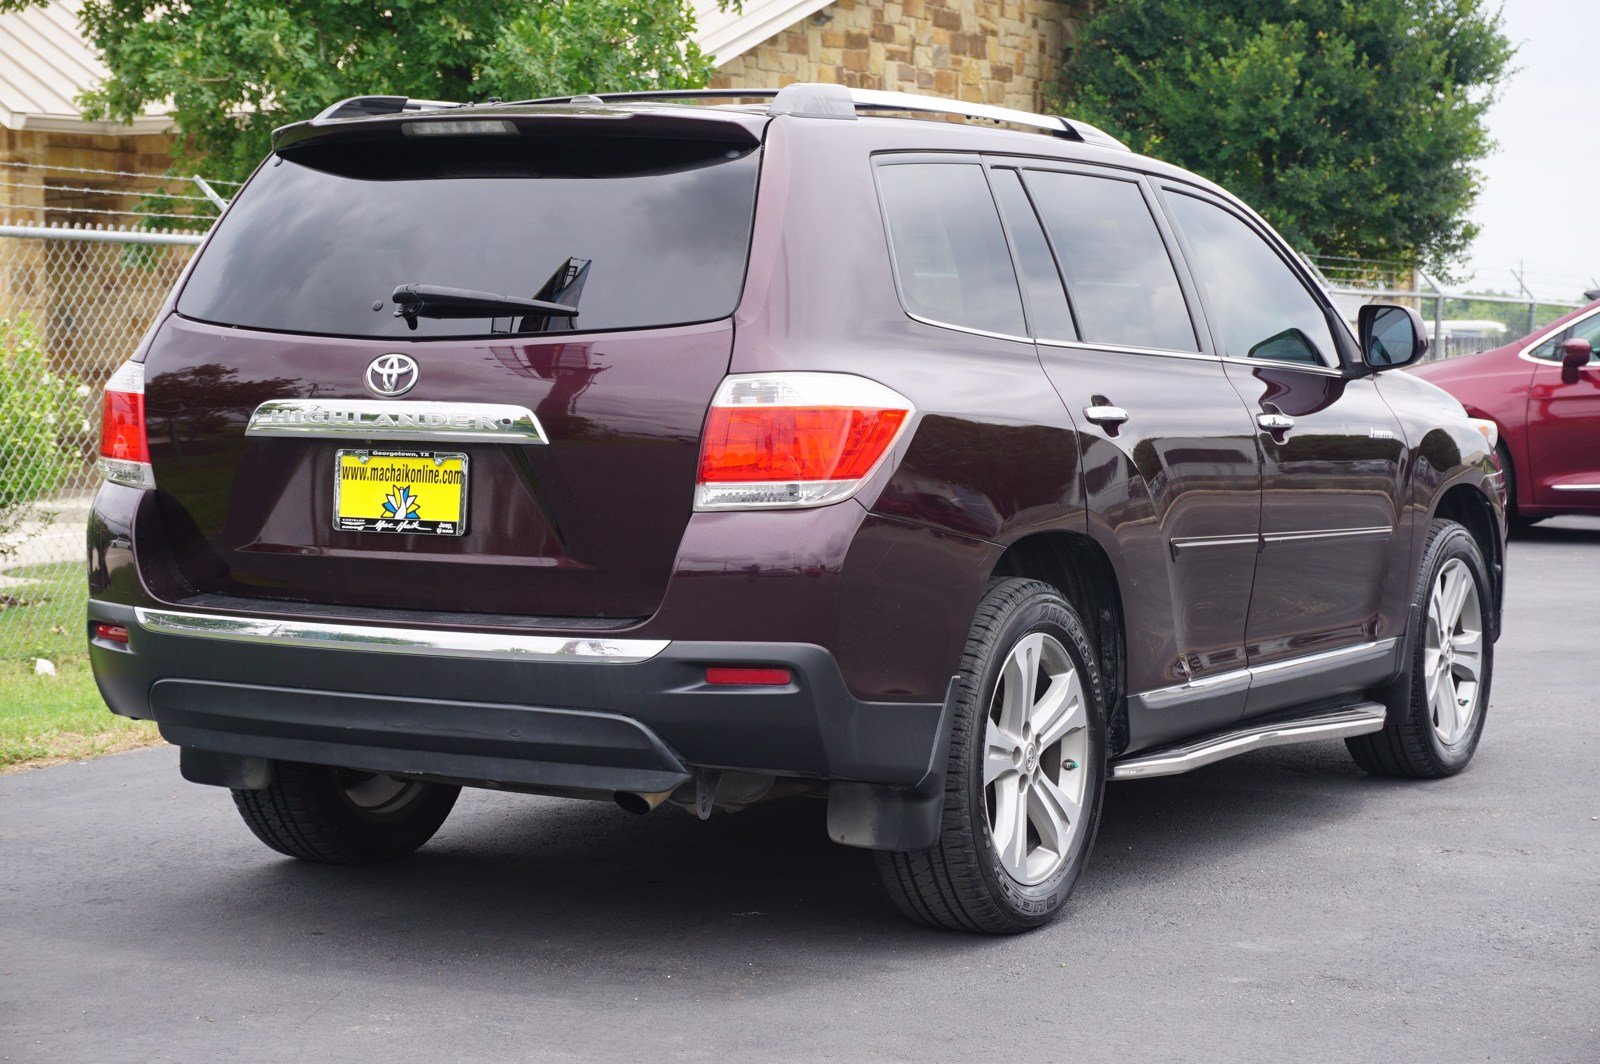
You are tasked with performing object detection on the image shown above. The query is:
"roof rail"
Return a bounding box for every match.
[313,96,462,122]
[521,84,1129,150]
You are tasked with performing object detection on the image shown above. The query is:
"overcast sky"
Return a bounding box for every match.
[1463,0,1599,300]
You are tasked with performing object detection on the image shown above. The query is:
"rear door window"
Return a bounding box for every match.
[1022,170,1198,352]
[177,134,761,339]
[988,168,1077,341]
[875,161,1027,336]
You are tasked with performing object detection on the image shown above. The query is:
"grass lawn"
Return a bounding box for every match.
[0,561,161,773]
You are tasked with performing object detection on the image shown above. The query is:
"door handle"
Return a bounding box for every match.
[1257,412,1295,432]
[1084,404,1129,426]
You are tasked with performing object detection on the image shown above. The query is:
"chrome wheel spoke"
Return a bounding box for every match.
[984,717,1018,787]
[991,776,1029,879]
[998,633,1043,736]
[1029,773,1080,857]
[1033,668,1085,750]
[1451,631,1484,683]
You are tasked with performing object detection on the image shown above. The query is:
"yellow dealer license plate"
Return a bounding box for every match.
[334,449,468,536]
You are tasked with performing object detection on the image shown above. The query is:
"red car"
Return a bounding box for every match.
[1410,298,1600,525]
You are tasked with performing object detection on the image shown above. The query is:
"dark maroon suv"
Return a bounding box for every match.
[88,85,1505,933]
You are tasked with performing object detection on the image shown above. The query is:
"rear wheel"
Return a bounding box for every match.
[1347,519,1492,778]
[232,761,460,864]
[875,578,1106,934]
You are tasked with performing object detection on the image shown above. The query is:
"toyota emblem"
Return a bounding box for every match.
[366,353,419,397]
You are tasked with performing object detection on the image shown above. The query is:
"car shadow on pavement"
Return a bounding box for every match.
[135,738,1407,984]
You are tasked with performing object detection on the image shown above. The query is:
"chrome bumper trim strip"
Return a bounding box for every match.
[133,607,668,663]
[1111,701,1387,780]
[246,399,548,444]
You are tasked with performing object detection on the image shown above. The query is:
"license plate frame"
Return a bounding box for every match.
[333,448,469,536]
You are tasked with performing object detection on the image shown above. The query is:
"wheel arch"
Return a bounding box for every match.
[989,530,1129,756]
[1431,482,1505,639]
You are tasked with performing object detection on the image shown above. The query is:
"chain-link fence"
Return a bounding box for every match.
[0,223,202,663]
[1307,255,1585,362]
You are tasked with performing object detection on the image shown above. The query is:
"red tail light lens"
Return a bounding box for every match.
[695,373,914,510]
[93,623,130,644]
[97,361,155,489]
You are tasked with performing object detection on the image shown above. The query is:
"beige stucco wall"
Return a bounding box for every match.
[710,0,1085,112]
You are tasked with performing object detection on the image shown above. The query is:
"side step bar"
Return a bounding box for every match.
[1110,702,1387,780]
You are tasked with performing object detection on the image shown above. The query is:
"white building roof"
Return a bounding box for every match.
[692,0,834,64]
[0,0,169,133]
[0,0,823,134]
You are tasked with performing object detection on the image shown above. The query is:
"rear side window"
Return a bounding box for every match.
[178,134,761,339]
[1164,192,1337,368]
[876,162,1026,336]
[1023,170,1198,352]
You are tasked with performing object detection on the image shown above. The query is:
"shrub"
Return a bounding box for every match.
[0,316,85,554]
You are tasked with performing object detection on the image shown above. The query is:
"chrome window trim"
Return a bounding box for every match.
[245,399,549,444]
[1132,638,1398,710]
[1518,303,1600,366]
[900,308,1036,345]
[134,607,668,663]
[1036,337,1220,363]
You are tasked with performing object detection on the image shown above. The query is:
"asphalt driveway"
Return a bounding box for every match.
[3,518,1597,1063]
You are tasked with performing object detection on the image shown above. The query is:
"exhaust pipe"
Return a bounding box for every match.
[614,789,674,816]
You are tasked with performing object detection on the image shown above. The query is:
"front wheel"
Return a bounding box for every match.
[1347,519,1493,778]
[232,761,460,864]
[875,578,1106,934]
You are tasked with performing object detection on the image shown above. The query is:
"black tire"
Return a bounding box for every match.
[232,761,460,864]
[874,578,1106,934]
[1347,519,1493,778]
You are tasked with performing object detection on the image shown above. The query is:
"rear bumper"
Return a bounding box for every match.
[88,598,951,798]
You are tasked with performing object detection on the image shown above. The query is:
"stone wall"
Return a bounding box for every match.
[710,0,1086,112]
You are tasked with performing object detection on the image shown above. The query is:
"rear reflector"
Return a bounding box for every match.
[93,623,129,644]
[97,360,155,489]
[705,666,793,686]
[695,373,914,511]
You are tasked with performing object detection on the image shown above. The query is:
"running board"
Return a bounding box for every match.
[1110,702,1387,780]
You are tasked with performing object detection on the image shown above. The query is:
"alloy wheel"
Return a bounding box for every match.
[1424,558,1485,746]
[983,632,1090,885]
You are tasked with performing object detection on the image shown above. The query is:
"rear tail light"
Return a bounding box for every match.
[695,372,914,510]
[97,360,155,489]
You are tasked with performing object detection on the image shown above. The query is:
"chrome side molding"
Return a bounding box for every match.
[134,607,667,663]
[1130,638,1398,713]
[246,399,548,444]
[1111,701,1387,779]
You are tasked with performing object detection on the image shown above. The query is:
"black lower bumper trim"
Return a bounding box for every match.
[153,679,692,794]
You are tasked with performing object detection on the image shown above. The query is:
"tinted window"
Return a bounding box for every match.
[178,134,760,339]
[1023,170,1197,351]
[989,169,1077,340]
[1165,192,1336,367]
[877,162,1026,336]
[1530,311,1600,363]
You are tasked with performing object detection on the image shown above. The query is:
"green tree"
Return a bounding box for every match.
[0,0,723,185]
[1054,0,1514,272]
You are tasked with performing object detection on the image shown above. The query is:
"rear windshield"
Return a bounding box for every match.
[177,134,761,339]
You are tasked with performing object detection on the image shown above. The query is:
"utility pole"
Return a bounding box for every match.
[1511,262,1536,335]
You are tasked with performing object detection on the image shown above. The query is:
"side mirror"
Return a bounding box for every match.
[1560,337,1593,369]
[1358,304,1429,371]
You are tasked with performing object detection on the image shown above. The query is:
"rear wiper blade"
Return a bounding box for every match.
[391,283,578,329]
